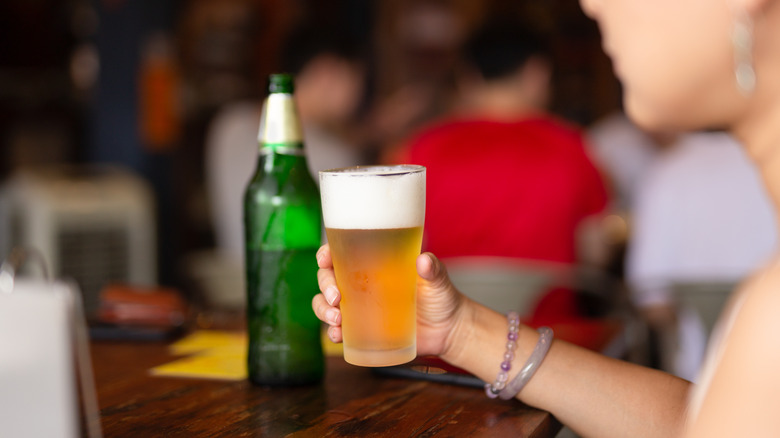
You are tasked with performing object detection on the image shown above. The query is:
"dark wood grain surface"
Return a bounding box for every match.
[90,339,562,437]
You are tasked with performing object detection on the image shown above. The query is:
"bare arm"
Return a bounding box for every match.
[443,300,690,438]
[314,247,692,438]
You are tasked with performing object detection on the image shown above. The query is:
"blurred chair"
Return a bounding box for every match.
[673,281,737,336]
[444,257,643,359]
[445,257,555,317]
[180,249,245,311]
[637,282,736,383]
[445,256,618,315]
[0,165,156,317]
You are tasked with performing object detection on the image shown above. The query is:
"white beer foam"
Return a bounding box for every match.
[320,166,425,229]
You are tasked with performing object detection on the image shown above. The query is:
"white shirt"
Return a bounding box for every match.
[626,131,777,308]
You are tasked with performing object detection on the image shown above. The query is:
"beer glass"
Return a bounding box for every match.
[319,165,425,366]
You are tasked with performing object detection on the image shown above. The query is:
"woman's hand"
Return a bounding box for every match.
[312,244,344,343]
[312,244,466,358]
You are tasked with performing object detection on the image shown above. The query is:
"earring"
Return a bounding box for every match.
[733,11,756,96]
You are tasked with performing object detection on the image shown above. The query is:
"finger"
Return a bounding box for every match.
[317,269,341,306]
[312,293,330,322]
[324,285,341,306]
[417,252,453,291]
[417,252,435,280]
[312,293,341,326]
[327,325,343,343]
[417,252,447,280]
[315,244,332,268]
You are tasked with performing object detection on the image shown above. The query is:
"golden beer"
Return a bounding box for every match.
[320,165,425,366]
[326,227,422,366]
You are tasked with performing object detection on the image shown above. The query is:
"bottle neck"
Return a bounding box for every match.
[257,92,305,156]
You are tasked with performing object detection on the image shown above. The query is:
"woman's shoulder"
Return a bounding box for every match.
[739,258,780,312]
[687,257,780,434]
[715,259,780,345]
[711,257,780,373]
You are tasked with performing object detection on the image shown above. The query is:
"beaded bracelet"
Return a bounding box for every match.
[484,311,520,398]
[498,326,553,400]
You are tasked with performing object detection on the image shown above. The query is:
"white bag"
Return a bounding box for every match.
[0,249,101,438]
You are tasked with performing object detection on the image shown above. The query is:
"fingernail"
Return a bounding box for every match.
[326,308,340,325]
[325,286,338,305]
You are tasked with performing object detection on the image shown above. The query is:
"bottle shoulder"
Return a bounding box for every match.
[245,155,319,195]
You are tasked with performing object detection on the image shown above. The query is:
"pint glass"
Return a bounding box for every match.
[319,165,425,367]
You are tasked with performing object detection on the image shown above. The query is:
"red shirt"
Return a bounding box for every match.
[400,116,608,264]
[398,116,609,322]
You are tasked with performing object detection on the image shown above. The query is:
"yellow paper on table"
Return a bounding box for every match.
[168,330,247,355]
[150,330,247,380]
[150,327,343,381]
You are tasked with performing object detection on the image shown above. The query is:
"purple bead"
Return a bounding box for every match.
[500,360,511,371]
[508,331,518,341]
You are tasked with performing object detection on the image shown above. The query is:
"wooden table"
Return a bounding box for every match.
[91,338,562,437]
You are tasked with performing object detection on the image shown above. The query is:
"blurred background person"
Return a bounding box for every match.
[393,19,610,324]
[625,130,778,381]
[197,22,368,308]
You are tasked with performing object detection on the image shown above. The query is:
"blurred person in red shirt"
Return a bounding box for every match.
[393,19,610,322]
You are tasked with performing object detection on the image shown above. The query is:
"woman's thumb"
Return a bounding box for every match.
[417,252,449,286]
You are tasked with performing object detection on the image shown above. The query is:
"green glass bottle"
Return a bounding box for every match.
[244,73,324,386]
